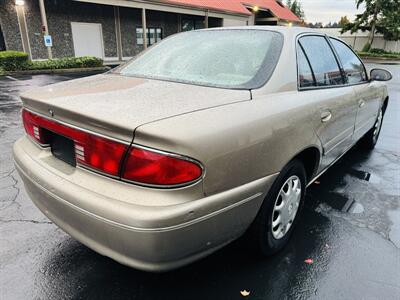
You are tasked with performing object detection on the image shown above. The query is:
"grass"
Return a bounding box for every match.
[357,49,400,60]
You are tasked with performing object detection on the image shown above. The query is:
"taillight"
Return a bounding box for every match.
[22,109,203,187]
[73,134,127,176]
[22,109,127,176]
[22,109,50,145]
[122,147,202,186]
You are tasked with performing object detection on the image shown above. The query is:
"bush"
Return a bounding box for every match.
[369,48,400,55]
[0,51,29,71]
[370,48,387,54]
[29,56,103,70]
[357,51,400,59]
[0,53,103,72]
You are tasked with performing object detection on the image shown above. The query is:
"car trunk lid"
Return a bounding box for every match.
[20,74,251,142]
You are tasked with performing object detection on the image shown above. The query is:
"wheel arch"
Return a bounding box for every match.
[289,146,321,183]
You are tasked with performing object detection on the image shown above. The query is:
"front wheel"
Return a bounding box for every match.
[249,159,306,255]
[359,108,383,150]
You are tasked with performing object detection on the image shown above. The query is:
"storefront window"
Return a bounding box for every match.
[181,19,204,31]
[136,28,144,45]
[181,19,195,32]
[136,27,163,46]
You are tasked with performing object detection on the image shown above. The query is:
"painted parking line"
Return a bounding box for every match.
[5,76,19,81]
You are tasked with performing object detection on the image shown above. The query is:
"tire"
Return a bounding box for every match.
[359,107,384,150]
[249,159,307,256]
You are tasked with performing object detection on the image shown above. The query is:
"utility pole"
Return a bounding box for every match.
[38,0,52,59]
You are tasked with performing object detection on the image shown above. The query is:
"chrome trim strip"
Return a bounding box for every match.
[76,165,121,180]
[323,132,353,156]
[354,118,375,134]
[23,107,132,145]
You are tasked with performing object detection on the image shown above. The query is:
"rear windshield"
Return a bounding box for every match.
[117,30,283,89]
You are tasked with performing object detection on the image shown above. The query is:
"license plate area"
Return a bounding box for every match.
[46,129,76,167]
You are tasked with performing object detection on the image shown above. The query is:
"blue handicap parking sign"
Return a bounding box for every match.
[44,35,52,47]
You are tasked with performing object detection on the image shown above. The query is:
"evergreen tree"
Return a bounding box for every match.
[286,0,305,20]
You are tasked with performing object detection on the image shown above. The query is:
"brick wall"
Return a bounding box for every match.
[0,0,24,51]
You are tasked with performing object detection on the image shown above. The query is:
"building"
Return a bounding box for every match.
[0,0,300,61]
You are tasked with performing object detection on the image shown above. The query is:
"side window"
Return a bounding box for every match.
[330,38,367,84]
[299,36,344,87]
[297,45,315,87]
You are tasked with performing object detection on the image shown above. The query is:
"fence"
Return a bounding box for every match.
[316,28,400,53]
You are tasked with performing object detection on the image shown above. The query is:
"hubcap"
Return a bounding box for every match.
[373,109,383,142]
[271,175,302,240]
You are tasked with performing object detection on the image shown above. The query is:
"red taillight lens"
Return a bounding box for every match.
[22,109,50,144]
[74,134,127,176]
[122,147,202,186]
[22,109,127,176]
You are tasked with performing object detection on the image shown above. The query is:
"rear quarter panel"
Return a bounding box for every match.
[134,90,324,196]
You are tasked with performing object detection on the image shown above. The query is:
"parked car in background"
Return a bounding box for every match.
[13,27,392,271]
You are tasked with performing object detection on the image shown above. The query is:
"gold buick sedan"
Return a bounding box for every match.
[13,27,392,271]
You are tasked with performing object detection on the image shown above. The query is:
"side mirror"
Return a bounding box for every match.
[370,68,392,81]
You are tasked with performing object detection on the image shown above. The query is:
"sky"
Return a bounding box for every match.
[300,0,363,24]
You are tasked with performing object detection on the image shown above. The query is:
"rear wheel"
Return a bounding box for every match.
[249,159,306,255]
[359,107,383,150]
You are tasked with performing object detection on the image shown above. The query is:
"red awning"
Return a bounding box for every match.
[162,0,300,22]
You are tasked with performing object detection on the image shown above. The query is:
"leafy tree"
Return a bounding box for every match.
[341,0,400,51]
[339,16,350,28]
[377,6,400,41]
[286,0,305,20]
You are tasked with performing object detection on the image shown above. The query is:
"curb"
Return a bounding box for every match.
[2,66,110,76]
[361,57,400,65]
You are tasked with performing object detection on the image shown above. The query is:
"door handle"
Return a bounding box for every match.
[359,100,365,108]
[321,111,332,123]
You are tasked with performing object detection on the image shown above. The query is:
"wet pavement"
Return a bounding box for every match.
[0,66,399,300]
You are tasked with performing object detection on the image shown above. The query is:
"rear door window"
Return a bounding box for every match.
[299,35,344,87]
[330,38,367,84]
[297,45,315,88]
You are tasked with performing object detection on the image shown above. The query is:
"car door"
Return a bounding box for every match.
[297,35,358,171]
[329,38,381,142]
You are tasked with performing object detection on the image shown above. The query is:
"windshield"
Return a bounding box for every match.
[118,30,283,89]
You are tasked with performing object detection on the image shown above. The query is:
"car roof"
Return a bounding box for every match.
[202,25,329,38]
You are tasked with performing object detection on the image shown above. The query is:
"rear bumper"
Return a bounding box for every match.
[13,136,277,271]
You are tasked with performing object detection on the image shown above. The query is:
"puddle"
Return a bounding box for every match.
[349,169,381,184]
[313,189,365,214]
[349,201,364,214]
[349,169,371,181]
[388,209,400,248]
[313,168,376,214]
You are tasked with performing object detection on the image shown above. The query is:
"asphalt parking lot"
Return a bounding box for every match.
[0,65,399,300]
